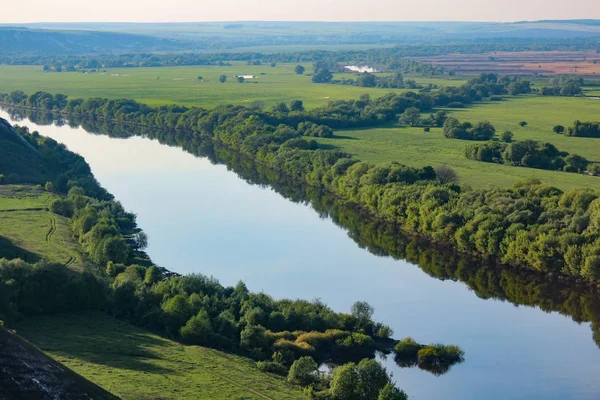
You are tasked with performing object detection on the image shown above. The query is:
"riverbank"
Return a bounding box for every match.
[4,99,599,286]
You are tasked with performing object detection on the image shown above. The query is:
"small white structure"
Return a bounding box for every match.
[344,65,378,73]
[236,75,257,79]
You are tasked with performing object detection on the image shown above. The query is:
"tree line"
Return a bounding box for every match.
[465,139,592,173]
[2,81,600,283]
[7,107,600,349]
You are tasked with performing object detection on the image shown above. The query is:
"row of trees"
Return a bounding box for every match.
[540,76,583,97]
[465,139,591,173]
[1,39,598,69]
[9,115,600,350]
[565,121,600,138]
[3,86,600,282]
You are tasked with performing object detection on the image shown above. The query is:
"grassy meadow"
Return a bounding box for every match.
[0,64,455,109]
[318,95,600,190]
[17,312,307,400]
[0,185,83,269]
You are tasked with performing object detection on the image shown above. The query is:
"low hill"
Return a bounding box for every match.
[0,27,195,55]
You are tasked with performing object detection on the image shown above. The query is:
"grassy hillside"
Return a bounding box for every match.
[17,313,307,400]
[0,185,83,269]
[0,64,455,108]
[317,95,600,190]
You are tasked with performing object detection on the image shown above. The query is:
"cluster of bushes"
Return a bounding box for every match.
[276,356,408,400]
[443,117,496,140]
[540,76,583,97]
[465,140,590,173]
[334,72,425,90]
[4,87,600,283]
[393,338,465,375]
[565,121,600,138]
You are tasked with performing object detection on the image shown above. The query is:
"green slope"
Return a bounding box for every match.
[17,313,307,400]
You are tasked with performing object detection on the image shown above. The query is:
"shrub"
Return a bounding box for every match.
[49,198,75,217]
[500,130,514,143]
[257,361,288,375]
[588,164,600,176]
[180,310,213,345]
[435,165,459,185]
[519,121,528,127]
[393,337,423,360]
[287,356,318,386]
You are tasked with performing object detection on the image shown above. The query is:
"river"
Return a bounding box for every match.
[2,109,600,400]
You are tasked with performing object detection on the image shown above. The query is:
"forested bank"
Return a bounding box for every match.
[2,79,600,286]
[6,109,600,353]
[1,118,473,399]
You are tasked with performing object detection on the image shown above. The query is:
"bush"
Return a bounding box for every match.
[434,165,459,185]
[49,198,74,217]
[393,337,422,361]
[257,361,288,375]
[500,130,514,143]
[588,164,600,176]
[287,356,318,386]
[519,121,528,127]
[180,310,213,345]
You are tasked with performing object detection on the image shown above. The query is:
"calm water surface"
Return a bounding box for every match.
[3,110,600,400]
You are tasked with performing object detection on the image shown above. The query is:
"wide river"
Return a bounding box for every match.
[3,109,600,399]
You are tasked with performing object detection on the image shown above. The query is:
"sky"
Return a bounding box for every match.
[1,0,599,23]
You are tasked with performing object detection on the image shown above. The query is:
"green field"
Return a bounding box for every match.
[0,64,461,109]
[0,185,83,268]
[319,95,600,190]
[17,313,306,400]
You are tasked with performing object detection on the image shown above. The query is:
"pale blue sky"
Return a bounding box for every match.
[1,0,599,23]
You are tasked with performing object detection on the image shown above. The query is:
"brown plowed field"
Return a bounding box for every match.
[413,51,600,76]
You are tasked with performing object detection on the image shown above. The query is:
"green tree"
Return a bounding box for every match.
[287,356,318,386]
[295,65,306,75]
[237,76,245,83]
[180,309,212,345]
[351,301,374,322]
[144,265,162,285]
[500,130,514,143]
[44,181,54,192]
[435,165,459,185]
[219,75,227,83]
[312,69,333,84]
[289,100,305,112]
[0,174,5,184]
[399,107,421,127]
[519,121,528,127]
[330,362,359,400]
[553,125,565,134]
[470,121,496,140]
[378,384,408,400]
[357,359,389,399]
[240,324,268,352]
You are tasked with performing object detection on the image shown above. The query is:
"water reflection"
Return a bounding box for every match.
[4,107,600,397]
